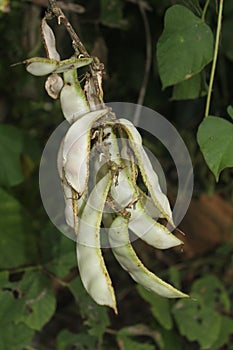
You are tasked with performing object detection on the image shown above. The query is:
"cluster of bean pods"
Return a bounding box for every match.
[21,16,188,313]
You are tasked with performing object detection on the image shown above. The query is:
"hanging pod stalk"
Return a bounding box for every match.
[76,173,117,313]
[109,216,188,298]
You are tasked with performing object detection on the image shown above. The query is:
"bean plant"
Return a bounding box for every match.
[0,0,232,349]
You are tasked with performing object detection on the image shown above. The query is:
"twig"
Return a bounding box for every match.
[43,267,69,287]
[47,0,105,106]
[47,0,89,56]
[204,0,224,117]
[27,0,85,14]
[56,1,85,13]
[131,0,152,124]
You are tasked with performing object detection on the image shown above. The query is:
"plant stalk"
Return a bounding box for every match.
[47,0,105,106]
[204,0,224,118]
[47,0,89,56]
[201,0,210,22]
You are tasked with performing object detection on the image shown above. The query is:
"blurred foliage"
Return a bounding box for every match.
[0,0,233,349]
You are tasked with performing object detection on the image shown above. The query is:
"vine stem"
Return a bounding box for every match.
[201,0,210,22]
[204,0,224,118]
[47,0,89,56]
[133,0,152,125]
[47,0,105,106]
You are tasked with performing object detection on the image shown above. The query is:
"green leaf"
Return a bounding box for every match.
[45,250,76,278]
[0,271,9,285]
[69,277,110,341]
[160,328,183,350]
[0,276,25,325]
[42,224,76,277]
[137,285,173,330]
[0,270,56,331]
[227,105,233,120]
[191,275,230,311]
[157,5,214,88]
[172,72,207,100]
[197,116,233,181]
[0,189,38,269]
[16,271,56,331]
[40,224,76,277]
[0,125,24,186]
[0,322,34,350]
[0,271,56,330]
[172,297,221,348]
[211,316,233,350]
[168,266,181,289]
[100,0,126,28]
[0,271,34,350]
[57,330,96,350]
[173,0,202,17]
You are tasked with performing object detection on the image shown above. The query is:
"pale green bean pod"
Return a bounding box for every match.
[77,173,117,313]
[41,17,60,61]
[109,216,188,298]
[62,109,108,197]
[57,140,85,232]
[102,126,182,249]
[118,118,175,227]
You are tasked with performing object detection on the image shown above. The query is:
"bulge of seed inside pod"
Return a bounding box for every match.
[45,73,64,99]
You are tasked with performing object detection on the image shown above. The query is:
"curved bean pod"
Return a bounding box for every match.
[111,167,182,249]
[57,140,86,232]
[23,56,92,77]
[62,109,108,196]
[109,216,188,298]
[121,142,162,219]
[77,173,117,313]
[128,202,182,249]
[41,19,64,99]
[62,109,108,163]
[118,118,174,227]
[25,57,57,76]
[41,18,60,61]
[107,135,182,249]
